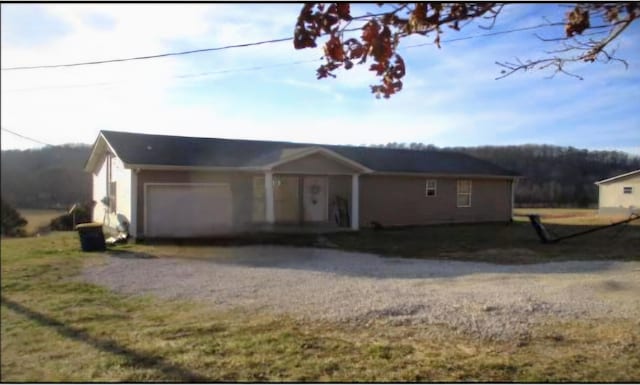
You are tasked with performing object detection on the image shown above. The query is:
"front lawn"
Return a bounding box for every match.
[325,219,640,264]
[2,232,639,381]
[17,208,67,235]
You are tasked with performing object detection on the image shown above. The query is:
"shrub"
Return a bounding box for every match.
[1,199,28,237]
[50,203,92,231]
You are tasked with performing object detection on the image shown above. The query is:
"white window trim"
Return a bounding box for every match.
[425,179,437,197]
[457,180,472,208]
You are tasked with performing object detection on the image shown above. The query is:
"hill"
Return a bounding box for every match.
[1,144,92,209]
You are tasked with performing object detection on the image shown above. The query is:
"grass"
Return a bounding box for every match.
[132,215,639,265]
[322,218,640,264]
[17,208,66,236]
[2,217,640,381]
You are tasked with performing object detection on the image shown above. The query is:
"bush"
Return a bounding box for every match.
[50,203,92,231]
[1,199,28,237]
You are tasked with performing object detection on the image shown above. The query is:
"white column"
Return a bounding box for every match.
[351,174,360,230]
[129,169,138,238]
[265,171,275,224]
[510,178,518,221]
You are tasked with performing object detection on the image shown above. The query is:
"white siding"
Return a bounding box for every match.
[92,154,108,223]
[113,156,132,222]
[91,154,132,234]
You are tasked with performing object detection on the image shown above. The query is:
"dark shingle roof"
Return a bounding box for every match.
[100,130,517,177]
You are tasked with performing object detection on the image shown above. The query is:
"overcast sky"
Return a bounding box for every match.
[1,3,639,154]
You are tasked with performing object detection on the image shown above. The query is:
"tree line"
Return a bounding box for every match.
[1,142,638,209]
[1,144,92,209]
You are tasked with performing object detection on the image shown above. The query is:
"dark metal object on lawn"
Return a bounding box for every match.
[528,213,640,244]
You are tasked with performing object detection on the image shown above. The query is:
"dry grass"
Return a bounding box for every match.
[513,207,638,226]
[130,210,640,265]
[2,217,640,381]
[17,208,66,235]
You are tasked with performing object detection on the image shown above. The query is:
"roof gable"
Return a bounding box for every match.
[595,169,640,185]
[267,147,371,173]
[84,133,120,173]
[270,148,371,174]
[95,130,518,177]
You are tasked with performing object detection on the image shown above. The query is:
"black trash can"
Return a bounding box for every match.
[76,223,106,252]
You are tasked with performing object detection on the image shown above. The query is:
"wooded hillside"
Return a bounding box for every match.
[1,143,638,209]
[1,145,92,209]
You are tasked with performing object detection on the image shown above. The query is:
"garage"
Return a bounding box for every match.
[144,183,232,237]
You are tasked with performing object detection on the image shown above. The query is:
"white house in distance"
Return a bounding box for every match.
[595,169,640,216]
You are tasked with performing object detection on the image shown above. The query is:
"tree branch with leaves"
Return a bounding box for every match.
[293,3,639,97]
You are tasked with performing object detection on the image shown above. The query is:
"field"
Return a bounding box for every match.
[17,208,66,235]
[2,210,640,381]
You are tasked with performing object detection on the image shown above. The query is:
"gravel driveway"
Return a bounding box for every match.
[83,246,640,340]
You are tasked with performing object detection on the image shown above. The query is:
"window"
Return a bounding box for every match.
[425,179,437,197]
[623,186,633,194]
[457,180,472,207]
[109,181,117,212]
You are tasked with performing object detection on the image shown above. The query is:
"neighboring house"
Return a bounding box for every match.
[595,169,640,216]
[84,131,519,238]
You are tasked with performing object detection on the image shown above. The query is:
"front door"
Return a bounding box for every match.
[303,176,328,222]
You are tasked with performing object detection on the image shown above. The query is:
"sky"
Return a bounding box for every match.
[1,3,639,155]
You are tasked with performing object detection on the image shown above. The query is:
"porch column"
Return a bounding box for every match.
[351,174,359,230]
[510,178,518,221]
[129,169,138,238]
[265,171,275,224]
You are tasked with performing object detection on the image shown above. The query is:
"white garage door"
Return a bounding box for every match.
[145,184,232,237]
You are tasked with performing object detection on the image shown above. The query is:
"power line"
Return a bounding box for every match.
[0,36,294,71]
[1,22,563,92]
[1,127,53,146]
[3,59,323,93]
[1,16,560,72]
[403,22,564,48]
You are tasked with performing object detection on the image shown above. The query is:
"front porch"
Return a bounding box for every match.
[257,146,370,231]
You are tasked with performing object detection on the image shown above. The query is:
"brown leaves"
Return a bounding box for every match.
[295,3,499,98]
[371,54,406,98]
[565,6,590,37]
[294,3,352,49]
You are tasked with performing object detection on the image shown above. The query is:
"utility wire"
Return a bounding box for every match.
[1,36,294,71]
[1,127,53,146]
[2,22,562,92]
[403,22,564,48]
[3,59,323,93]
[1,17,561,72]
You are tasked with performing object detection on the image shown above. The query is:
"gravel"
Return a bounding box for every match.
[82,246,640,340]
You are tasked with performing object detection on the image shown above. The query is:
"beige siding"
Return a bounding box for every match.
[359,175,512,226]
[136,170,259,236]
[274,175,300,223]
[598,174,640,215]
[92,154,131,233]
[273,153,357,174]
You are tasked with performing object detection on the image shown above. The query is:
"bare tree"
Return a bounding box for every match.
[293,3,639,97]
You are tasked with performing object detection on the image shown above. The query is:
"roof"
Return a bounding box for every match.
[595,169,640,185]
[89,130,518,177]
